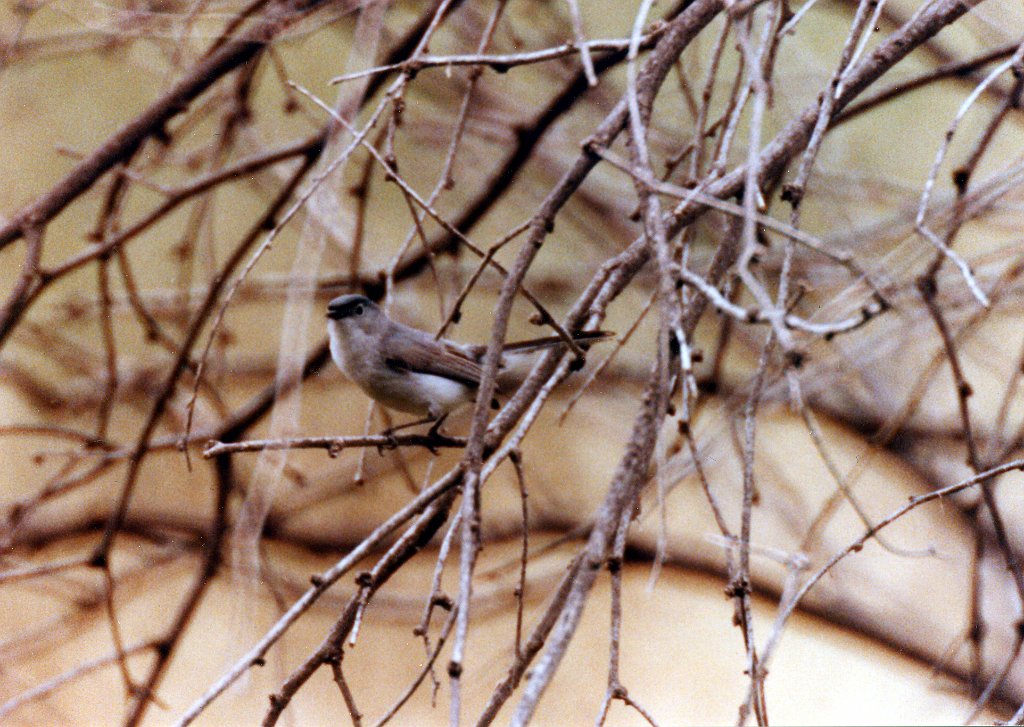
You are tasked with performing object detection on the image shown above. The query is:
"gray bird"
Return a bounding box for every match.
[326,294,610,433]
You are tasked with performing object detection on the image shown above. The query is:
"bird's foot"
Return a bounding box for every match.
[376,428,401,455]
[416,414,453,455]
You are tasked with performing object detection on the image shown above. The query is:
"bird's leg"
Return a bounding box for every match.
[426,412,449,440]
[382,416,435,437]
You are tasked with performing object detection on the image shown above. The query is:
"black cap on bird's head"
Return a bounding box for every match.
[327,294,376,321]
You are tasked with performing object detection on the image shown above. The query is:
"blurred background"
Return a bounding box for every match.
[1,0,1024,723]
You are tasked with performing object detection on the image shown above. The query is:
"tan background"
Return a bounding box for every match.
[2,0,1024,724]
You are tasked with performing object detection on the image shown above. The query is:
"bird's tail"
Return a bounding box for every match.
[500,330,614,355]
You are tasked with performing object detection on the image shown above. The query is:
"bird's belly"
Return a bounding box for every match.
[362,370,473,418]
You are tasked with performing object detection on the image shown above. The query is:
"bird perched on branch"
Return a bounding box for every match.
[326,294,611,434]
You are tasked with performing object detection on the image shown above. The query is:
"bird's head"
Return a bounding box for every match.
[326,294,382,336]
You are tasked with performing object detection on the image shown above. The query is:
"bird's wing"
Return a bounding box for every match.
[381,326,483,388]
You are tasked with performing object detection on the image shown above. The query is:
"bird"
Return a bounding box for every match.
[325,294,611,435]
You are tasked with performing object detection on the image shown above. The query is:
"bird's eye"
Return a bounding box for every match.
[353,304,364,316]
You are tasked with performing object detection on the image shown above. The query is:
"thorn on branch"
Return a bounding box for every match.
[403,62,422,80]
[153,124,172,146]
[780,182,803,207]
[528,309,552,326]
[724,577,749,599]
[581,135,602,158]
[952,167,970,194]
